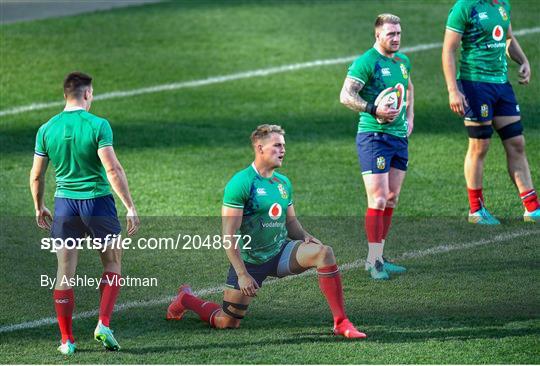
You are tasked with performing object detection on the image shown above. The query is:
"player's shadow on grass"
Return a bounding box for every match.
[120,333,342,355]
[370,325,540,344]
[119,323,540,355]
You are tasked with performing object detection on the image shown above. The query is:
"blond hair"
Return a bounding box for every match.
[374,13,401,29]
[250,124,285,146]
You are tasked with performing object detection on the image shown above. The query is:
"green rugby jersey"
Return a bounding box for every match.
[446,0,511,84]
[223,163,293,265]
[34,108,113,199]
[347,47,411,138]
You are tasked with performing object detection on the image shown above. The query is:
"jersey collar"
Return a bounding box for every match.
[373,45,396,60]
[251,162,275,179]
[63,105,85,112]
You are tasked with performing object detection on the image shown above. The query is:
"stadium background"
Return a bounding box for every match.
[0,0,538,363]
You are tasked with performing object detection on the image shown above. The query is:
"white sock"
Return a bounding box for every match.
[366,242,383,269]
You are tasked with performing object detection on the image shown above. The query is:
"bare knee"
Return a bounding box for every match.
[386,192,399,207]
[468,139,490,159]
[101,248,122,274]
[504,136,525,156]
[370,196,387,210]
[214,314,241,329]
[315,245,335,266]
[56,251,77,277]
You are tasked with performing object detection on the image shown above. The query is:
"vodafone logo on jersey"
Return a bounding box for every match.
[268,203,282,220]
[492,25,504,41]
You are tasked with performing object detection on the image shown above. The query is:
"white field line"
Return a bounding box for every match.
[1,27,539,118]
[0,228,537,334]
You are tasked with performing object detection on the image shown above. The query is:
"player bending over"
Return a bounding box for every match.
[167,124,366,339]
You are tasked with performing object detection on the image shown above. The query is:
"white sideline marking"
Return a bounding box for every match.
[0,229,537,334]
[1,27,538,118]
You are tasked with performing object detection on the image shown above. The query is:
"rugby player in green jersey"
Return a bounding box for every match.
[339,14,414,280]
[30,72,140,355]
[442,0,539,223]
[167,124,366,339]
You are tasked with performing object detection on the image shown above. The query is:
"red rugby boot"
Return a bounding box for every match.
[166,284,193,320]
[333,319,367,339]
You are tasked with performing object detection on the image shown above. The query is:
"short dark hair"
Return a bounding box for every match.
[63,71,92,99]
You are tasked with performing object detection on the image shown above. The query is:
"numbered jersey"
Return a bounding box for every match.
[223,163,293,264]
[446,0,511,83]
[347,48,411,138]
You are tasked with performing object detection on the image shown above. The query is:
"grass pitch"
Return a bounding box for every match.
[0,0,539,364]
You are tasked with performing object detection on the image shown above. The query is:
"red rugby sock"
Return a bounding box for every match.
[99,272,121,327]
[520,189,540,212]
[467,188,484,213]
[317,264,347,327]
[365,208,384,243]
[382,207,394,241]
[181,293,221,326]
[53,289,75,343]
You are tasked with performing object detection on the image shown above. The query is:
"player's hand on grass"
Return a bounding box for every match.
[448,89,468,116]
[238,273,259,297]
[126,207,140,236]
[518,62,530,85]
[376,104,400,123]
[35,207,52,230]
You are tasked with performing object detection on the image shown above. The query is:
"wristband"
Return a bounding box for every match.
[366,103,377,116]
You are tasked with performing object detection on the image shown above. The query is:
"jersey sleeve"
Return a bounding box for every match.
[97,119,114,149]
[446,1,470,34]
[34,124,48,157]
[347,55,372,85]
[223,174,249,209]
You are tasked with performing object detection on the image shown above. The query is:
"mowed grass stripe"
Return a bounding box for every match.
[1,228,536,334]
[1,26,538,118]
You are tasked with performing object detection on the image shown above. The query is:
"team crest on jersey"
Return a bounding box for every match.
[492,25,504,41]
[498,6,508,21]
[481,104,489,118]
[400,64,408,79]
[268,203,282,220]
[277,183,288,199]
[376,156,386,170]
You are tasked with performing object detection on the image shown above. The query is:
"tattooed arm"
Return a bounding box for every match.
[340,77,399,122]
[339,77,369,112]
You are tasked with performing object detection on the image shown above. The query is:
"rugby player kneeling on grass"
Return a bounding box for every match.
[167,124,366,339]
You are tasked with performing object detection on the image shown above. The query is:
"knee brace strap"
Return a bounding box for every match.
[222,301,248,319]
[466,125,494,139]
[496,120,523,140]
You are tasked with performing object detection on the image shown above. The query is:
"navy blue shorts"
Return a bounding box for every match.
[458,80,520,123]
[356,132,408,175]
[51,194,121,240]
[225,240,302,290]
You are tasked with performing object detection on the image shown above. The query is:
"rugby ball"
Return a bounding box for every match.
[374,83,404,124]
